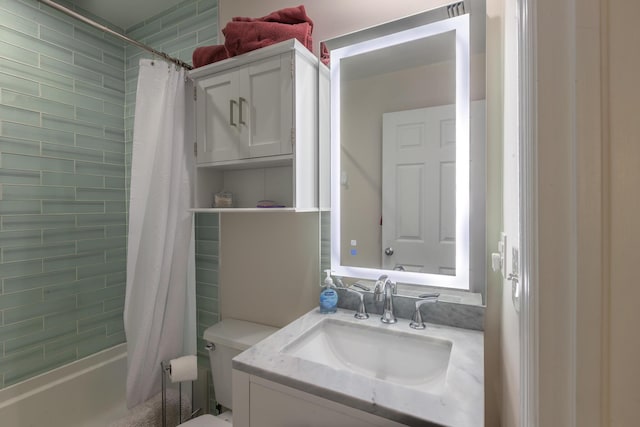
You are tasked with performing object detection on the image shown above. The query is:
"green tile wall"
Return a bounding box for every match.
[0,0,127,388]
[0,0,220,391]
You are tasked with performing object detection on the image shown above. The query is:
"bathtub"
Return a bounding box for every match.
[0,343,129,427]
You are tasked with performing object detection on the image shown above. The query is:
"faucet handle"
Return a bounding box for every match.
[410,294,439,330]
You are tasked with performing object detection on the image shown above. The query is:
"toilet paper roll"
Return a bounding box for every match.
[168,355,198,383]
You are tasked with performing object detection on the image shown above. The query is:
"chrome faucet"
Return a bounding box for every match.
[342,287,369,319]
[410,293,439,329]
[373,275,397,324]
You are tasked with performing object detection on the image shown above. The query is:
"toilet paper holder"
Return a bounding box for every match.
[161,360,201,427]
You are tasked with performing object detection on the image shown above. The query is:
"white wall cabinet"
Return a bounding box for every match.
[189,40,318,211]
[232,370,406,427]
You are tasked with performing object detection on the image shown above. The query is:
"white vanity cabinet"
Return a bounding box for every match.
[189,39,318,211]
[232,371,406,427]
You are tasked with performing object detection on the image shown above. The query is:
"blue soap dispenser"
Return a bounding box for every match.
[319,270,338,314]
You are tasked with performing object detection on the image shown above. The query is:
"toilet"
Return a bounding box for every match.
[178,319,278,426]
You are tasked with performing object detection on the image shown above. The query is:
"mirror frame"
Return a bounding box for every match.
[330,14,471,289]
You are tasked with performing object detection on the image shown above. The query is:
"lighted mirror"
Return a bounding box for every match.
[322,2,486,299]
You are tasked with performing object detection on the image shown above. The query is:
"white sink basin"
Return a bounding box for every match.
[282,318,452,392]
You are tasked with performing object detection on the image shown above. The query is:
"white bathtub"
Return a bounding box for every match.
[0,343,129,427]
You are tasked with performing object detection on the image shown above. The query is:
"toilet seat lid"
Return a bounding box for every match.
[178,414,231,427]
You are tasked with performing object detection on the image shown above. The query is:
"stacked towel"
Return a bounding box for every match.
[192,5,314,69]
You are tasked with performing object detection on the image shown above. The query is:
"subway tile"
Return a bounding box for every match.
[77,308,122,333]
[43,226,104,243]
[104,177,125,189]
[4,296,76,325]
[0,200,41,215]
[43,277,105,301]
[1,185,75,201]
[103,51,125,70]
[105,247,125,263]
[103,294,124,312]
[74,54,123,81]
[161,3,198,30]
[0,9,38,36]
[162,32,197,55]
[105,270,126,287]
[104,127,125,143]
[0,104,41,127]
[197,24,217,44]
[5,322,77,355]
[41,85,103,112]
[1,153,74,173]
[3,241,75,262]
[77,284,124,308]
[196,240,218,257]
[74,80,123,106]
[77,236,125,252]
[197,0,217,14]
[0,72,39,96]
[195,225,218,241]
[104,151,125,165]
[2,214,75,230]
[42,115,104,139]
[0,40,38,66]
[196,282,217,299]
[40,26,102,61]
[77,260,125,279]
[195,213,218,227]
[126,19,162,41]
[42,327,102,359]
[73,27,124,59]
[76,134,124,154]
[0,168,41,185]
[76,161,125,177]
[0,136,41,156]
[1,122,74,146]
[76,107,124,130]
[103,101,124,119]
[76,188,125,201]
[144,26,178,51]
[2,90,74,119]
[0,0,73,35]
[2,348,74,387]
[105,201,126,213]
[0,288,42,310]
[105,225,127,238]
[40,55,102,86]
[195,254,216,271]
[0,57,73,91]
[0,26,72,63]
[195,268,217,284]
[106,316,124,335]
[42,143,103,163]
[3,268,75,293]
[44,251,105,272]
[77,330,125,359]
[103,75,125,94]
[0,230,42,248]
[178,9,216,36]
[198,310,218,328]
[42,171,104,188]
[44,303,102,330]
[42,200,104,214]
[77,213,125,227]
[0,318,42,341]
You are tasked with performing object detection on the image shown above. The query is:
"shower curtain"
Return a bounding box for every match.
[124,59,195,409]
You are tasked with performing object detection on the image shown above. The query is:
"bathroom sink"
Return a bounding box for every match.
[281,318,452,391]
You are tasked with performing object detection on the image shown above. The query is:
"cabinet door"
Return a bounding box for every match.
[239,53,294,159]
[196,70,243,164]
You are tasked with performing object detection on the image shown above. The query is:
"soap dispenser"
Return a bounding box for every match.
[319,270,338,314]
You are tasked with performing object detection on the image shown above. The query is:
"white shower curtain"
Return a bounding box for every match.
[124,59,195,409]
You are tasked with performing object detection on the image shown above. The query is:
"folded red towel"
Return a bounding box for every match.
[320,42,330,67]
[232,5,314,29]
[191,5,314,69]
[192,45,229,68]
[223,21,312,57]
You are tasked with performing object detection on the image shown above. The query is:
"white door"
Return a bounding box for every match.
[240,53,293,158]
[196,70,241,164]
[382,105,456,274]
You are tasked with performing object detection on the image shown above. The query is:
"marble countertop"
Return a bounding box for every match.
[233,308,484,427]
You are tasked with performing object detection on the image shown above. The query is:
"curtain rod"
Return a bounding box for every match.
[37,0,193,70]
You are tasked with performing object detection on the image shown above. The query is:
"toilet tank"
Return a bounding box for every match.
[203,319,278,409]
